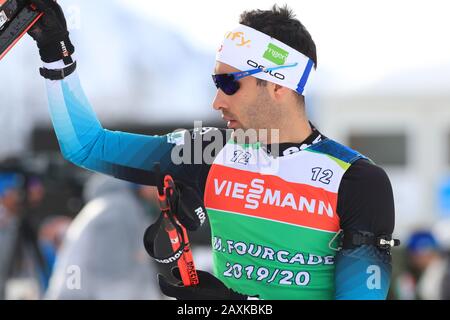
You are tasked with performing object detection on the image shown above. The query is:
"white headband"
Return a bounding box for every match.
[216,24,315,96]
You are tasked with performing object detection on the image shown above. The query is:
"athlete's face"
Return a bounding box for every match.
[212,62,281,132]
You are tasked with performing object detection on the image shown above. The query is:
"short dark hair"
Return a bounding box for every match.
[239,5,316,102]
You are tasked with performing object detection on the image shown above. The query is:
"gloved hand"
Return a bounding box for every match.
[170,181,207,231]
[27,0,74,62]
[158,267,251,300]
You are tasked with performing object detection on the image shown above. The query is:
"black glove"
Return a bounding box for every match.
[158,267,251,300]
[27,0,74,62]
[170,181,207,231]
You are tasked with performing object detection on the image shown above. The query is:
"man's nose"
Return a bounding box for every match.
[212,90,228,111]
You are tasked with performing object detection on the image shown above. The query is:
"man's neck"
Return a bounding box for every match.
[265,115,312,144]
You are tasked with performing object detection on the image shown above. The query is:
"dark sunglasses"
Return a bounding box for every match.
[212,62,298,96]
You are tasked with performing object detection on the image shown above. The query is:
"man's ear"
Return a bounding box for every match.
[268,83,291,102]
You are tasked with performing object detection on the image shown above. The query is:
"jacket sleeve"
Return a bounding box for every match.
[44,60,187,185]
[334,160,395,299]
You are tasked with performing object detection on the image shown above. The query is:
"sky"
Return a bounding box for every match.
[118,0,450,93]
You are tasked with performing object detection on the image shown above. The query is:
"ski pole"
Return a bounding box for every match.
[155,165,199,286]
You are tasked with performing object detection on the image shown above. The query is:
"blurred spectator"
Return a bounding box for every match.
[396,230,448,299]
[0,172,48,300]
[45,174,162,299]
[38,215,72,289]
[27,177,46,208]
[0,173,21,299]
[432,219,450,299]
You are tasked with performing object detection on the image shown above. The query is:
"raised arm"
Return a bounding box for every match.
[27,0,189,185]
[44,65,174,185]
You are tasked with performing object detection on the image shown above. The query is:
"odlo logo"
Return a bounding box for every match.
[225,31,251,47]
[263,43,289,65]
[247,60,285,80]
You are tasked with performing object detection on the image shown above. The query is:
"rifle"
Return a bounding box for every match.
[0,0,42,61]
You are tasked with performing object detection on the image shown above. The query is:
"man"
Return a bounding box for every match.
[0,172,47,299]
[26,1,396,299]
[45,174,162,300]
[0,173,22,299]
[400,230,449,300]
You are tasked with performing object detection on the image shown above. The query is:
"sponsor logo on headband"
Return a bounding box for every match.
[247,60,286,80]
[225,31,251,47]
[263,43,289,65]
